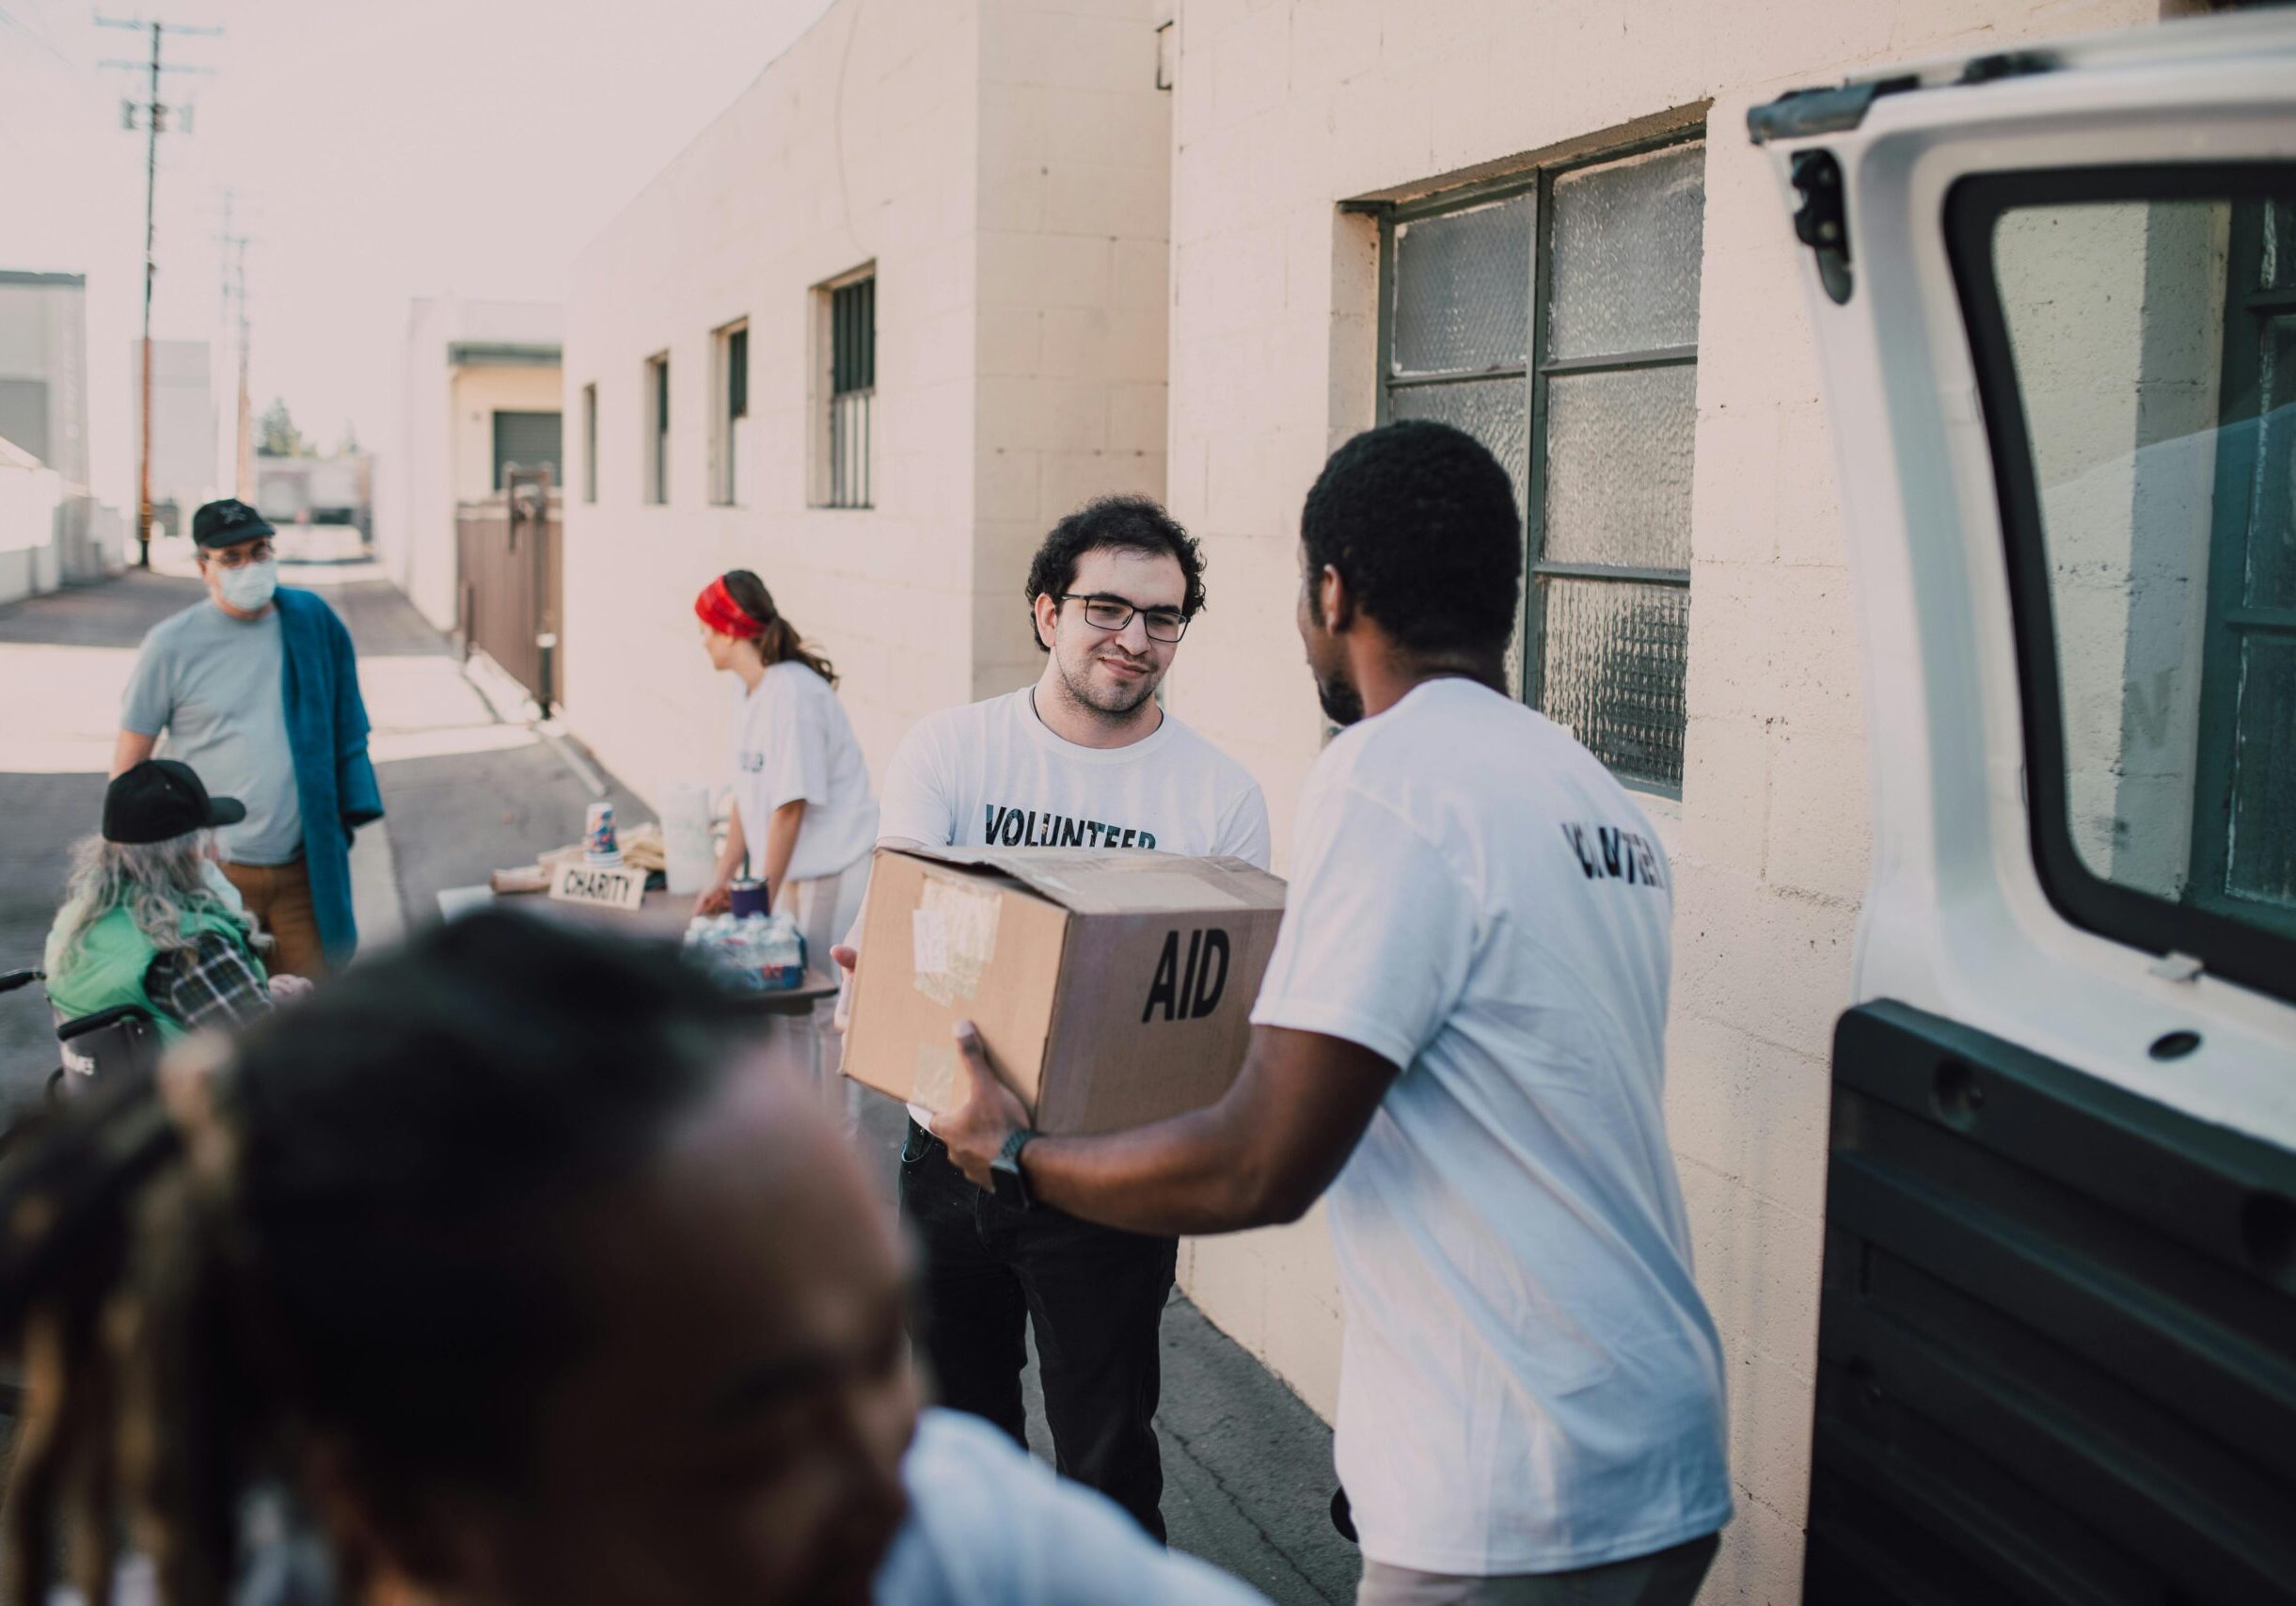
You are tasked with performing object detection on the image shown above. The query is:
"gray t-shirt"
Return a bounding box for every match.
[120,600,304,865]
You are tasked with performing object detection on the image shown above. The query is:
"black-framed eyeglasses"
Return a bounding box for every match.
[207,540,276,570]
[1058,593,1190,643]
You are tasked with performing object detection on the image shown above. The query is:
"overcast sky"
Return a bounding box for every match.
[0,0,831,512]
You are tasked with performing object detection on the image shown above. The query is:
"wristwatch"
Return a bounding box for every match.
[990,1127,1040,1211]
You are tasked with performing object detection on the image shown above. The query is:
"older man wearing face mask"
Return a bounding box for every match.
[111,497,382,978]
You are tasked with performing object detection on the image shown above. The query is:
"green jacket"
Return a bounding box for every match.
[44,903,267,1041]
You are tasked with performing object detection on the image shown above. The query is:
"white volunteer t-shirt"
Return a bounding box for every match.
[729,662,879,886]
[874,1408,1266,1604]
[879,688,1269,862]
[1250,678,1732,1576]
[879,687,1271,1127]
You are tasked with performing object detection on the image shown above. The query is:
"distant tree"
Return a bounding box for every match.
[334,421,361,457]
[257,397,310,457]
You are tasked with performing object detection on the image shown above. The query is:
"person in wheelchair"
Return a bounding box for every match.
[43,758,309,1048]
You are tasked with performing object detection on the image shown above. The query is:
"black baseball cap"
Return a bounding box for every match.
[192,498,276,549]
[103,759,247,846]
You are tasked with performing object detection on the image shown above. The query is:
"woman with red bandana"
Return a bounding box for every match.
[695,572,879,1112]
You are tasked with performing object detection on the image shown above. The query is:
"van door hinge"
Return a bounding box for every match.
[1746,75,1917,145]
[1791,151,1854,305]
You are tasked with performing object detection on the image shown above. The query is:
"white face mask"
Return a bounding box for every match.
[216,558,277,612]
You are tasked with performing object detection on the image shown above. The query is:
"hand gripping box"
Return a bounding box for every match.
[841,846,1288,1135]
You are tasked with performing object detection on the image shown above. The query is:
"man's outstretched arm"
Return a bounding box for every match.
[111,728,158,778]
[936,1021,1398,1236]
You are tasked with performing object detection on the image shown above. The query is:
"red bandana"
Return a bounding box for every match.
[694,576,763,639]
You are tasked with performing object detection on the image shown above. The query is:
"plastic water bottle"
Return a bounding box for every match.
[757,914,803,990]
[682,911,806,993]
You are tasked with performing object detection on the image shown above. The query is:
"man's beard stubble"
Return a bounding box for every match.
[1315,669,1365,728]
[1055,650,1162,721]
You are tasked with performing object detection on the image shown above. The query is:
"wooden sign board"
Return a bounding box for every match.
[548,860,648,913]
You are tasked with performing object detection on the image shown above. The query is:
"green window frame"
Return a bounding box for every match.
[643,353,669,505]
[713,320,749,507]
[829,276,874,510]
[1374,129,1705,794]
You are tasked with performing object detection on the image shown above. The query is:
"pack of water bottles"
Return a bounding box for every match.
[683,911,808,993]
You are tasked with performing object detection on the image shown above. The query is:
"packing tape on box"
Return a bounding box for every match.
[913,1038,960,1115]
[910,876,1002,1008]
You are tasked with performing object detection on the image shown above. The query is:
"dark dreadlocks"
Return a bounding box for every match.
[0,913,752,1606]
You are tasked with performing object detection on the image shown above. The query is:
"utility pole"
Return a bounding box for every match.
[100,14,220,568]
[216,190,255,499]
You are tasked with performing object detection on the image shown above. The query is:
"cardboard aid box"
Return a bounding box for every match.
[841,846,1288,1135]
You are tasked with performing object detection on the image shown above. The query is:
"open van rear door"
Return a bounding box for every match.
[1750,13,2296,1603]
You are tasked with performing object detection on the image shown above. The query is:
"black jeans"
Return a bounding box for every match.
[897,1119,1178,1539]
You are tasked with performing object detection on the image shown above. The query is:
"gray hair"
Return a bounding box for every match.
[49,831,263,969]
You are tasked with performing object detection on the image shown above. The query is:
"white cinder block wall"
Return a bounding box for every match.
[1154,3,2164,1601]
[973,1,1175,694]
[562,0,1174,803]
[450,367,562,504]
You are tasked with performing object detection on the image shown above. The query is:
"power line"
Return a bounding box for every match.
[215,186,255,499]
[0,5,75,68]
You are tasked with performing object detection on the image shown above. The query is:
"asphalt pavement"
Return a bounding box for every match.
[0,533,1359,1602]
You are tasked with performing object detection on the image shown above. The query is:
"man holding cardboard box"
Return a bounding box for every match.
[932,424,1733,1606]
[854,497,1271,1541]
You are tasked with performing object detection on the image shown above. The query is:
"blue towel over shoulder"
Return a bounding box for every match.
[276,587,382,967]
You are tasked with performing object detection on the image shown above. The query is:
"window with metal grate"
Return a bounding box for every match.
[714,322,749,505]
[1379,134,1705,794]
[643,354,669,504]
[828,277,874,509]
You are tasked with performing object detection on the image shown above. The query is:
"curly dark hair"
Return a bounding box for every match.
[0,913,752,1605]
[1022,496,1207,654]
[1301,420,1522,655]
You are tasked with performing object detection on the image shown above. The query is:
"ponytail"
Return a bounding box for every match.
[720,570,839,687]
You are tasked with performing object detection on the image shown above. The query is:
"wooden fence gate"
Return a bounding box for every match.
[456,465,561,712]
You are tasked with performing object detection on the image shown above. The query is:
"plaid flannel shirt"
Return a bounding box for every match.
[144,930,273,1033]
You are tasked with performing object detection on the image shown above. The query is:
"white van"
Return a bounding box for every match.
[1749,12,2296,1603]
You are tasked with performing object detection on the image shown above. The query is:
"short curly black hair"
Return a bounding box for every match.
[1023,497,1207,654]
[1301,420,1521,655]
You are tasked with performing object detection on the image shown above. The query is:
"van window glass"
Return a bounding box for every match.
[1958,171,2296,998]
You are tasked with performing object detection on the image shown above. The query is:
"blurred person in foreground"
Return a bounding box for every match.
[0,912,1263,1606]
[112,497,382,978]
[43,758,310,1042]
[935,421,1733,1606]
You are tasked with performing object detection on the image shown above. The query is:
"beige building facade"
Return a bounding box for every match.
[563,0,1171,789]
[0,270,121,592]
[1154,5,2176,1602]
[378,296,563,633]
[128,338,219,533]
[562,2,2188,1600]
